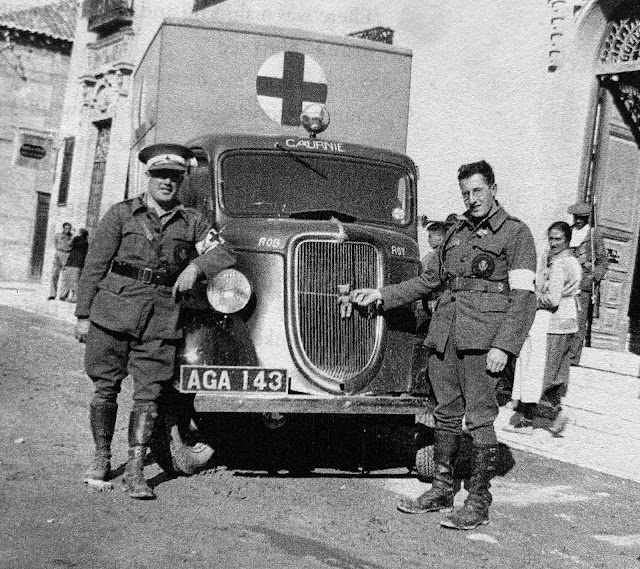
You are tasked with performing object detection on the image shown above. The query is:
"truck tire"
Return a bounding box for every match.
[414,410,435,482]
[150,391,214,476]
[150,417,214,476]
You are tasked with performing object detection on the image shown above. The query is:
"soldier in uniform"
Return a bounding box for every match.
[566,201,608,365]
[73,143,235,500]
[349,160,537,530]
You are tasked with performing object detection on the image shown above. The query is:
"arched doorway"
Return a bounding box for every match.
[587,6,640,352]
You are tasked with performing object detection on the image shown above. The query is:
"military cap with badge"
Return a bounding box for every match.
[138,143,195,173]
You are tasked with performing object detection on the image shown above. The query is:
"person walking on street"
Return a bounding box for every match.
[48,222,73,300]
[348,160,537,530]
[567,202,607,365]
[60,229,89,302]
[74,143,236,500]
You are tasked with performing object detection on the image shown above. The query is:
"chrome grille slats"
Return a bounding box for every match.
[295,240,379,382]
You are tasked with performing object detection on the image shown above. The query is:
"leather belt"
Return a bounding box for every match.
[444,276,509,294]
[110,260,178,287]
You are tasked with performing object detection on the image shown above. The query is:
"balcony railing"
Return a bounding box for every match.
[84,0,134,34]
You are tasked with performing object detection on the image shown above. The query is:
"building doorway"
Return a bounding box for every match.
[86,120,112,232]
[587,12,640,352]
[29,191,51,280]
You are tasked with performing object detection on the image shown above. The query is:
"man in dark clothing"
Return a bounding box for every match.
[349,161,536,530]
[61,228,89,302]
[74,143,235,499]
[566,201,608,365]
[48,222,73,300]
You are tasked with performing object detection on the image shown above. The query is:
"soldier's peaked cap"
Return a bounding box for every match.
[567,201,591,216]
[138,143,195,173]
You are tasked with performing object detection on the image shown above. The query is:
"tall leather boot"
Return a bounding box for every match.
[397,431,461,514]
[122,403,157,500]
[83,400,118,482]
[441,443,498,529]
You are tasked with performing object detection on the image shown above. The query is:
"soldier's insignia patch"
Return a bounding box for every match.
[471,253,495,278]
[174,243,193,268]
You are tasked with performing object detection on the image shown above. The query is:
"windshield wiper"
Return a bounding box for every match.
[274,143,327,180]
[288,209,356,223]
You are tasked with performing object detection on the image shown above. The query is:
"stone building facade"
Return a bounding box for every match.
[44,0,640,352]
[0,0,75,281]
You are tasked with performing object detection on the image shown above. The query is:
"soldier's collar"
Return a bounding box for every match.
[486,203,507,231]
[462,202,507,231]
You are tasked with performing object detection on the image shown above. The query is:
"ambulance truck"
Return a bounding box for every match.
[130,18,435,478]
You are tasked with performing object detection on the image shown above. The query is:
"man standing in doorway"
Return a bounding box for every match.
[48,221,73,300]
[74,143,235,500]
[567,201,608,365]
[349,161,537,530]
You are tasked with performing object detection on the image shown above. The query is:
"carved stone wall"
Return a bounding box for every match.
[80,28,134,113]
[600,17,640,66]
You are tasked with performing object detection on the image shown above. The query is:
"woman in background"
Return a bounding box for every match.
[507,221,581,436]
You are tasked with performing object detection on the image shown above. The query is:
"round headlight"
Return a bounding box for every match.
[206,269,252,314]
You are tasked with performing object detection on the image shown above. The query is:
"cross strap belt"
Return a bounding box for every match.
[110,260,179,287]
[444,276,509,295]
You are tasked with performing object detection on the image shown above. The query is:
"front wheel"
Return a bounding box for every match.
[414,410,435,482]
[150,391,214,476]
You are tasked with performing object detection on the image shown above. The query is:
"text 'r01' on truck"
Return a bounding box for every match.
[130,18,435,479]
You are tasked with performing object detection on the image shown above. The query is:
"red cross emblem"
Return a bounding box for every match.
[256,51,328,126]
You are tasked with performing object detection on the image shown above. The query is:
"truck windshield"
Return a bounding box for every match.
[220,150,412,226]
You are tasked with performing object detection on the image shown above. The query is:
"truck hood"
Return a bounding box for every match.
[220,218,420,262]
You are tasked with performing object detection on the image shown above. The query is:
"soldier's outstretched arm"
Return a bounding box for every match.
[378,256,441,310]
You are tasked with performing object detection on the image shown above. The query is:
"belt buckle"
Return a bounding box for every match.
[141,268,153,284]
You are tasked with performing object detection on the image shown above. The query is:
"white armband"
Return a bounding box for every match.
[508,269,535,292]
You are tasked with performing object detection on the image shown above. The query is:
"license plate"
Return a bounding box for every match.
[180,365,288,394]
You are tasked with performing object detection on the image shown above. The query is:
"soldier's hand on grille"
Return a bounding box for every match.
[350,288,382,307]
[486,347,508,374]
[74,318,90,344]
[337,294,353,319]
[172,263,202,300]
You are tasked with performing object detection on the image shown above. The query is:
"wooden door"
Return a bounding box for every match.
[590,82,640,351]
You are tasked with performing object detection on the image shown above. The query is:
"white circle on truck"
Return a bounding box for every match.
[256,51,328,126]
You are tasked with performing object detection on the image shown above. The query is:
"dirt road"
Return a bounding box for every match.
[1,305,639,569]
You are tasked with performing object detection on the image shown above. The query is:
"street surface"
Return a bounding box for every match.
[1,303,640,569]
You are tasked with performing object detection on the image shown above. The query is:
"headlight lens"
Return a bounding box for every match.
[206,268,252,313]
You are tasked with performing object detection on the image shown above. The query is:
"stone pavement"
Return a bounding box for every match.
[2,281,640,483]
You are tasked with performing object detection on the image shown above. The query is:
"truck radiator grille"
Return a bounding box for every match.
[295,240,379,382]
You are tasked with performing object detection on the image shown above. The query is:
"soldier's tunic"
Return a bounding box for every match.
[76,194,235,403]
[381,204,536,444]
